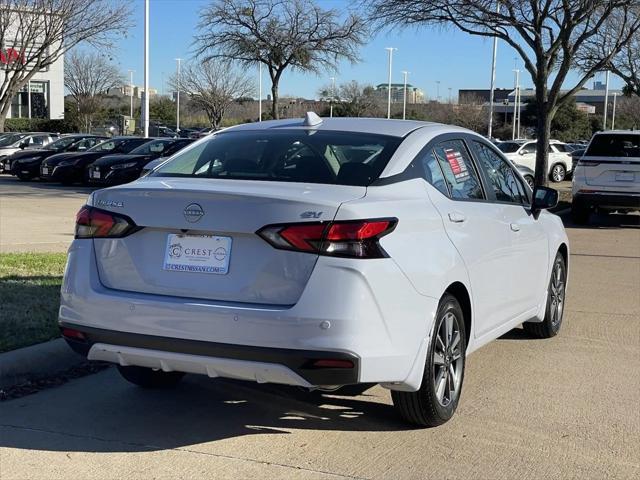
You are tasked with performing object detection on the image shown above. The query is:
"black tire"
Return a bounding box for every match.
[523,252,567,339]
[117,365,185,388]
[571,201,590,224]
[16,173,33,181]
[392,293,467,427]
[524,175,535,190]
[549,163,566,182]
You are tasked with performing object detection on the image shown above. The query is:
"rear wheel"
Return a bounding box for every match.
[392,293,466,427]
[117,365,185,388]
[523,253,567,338]
[550,163,566,182]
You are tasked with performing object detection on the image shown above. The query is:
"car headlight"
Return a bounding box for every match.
[17,157,40,163]
[58,160,77,166]
[110,162,138,170]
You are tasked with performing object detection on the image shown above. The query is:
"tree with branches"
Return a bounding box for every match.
[169,60,253,129]
[366,0,640,185]
[195,0,367,120]
[64,51,123,133]
[0,0,132,132]
[318,80,381,117]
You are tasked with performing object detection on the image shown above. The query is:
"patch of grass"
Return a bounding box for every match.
[0,253,67,353]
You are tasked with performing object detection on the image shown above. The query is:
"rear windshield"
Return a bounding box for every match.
[497,142,521,153]
[152,130,402,186]
[586,134,640,158]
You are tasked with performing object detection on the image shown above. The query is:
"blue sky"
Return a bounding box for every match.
[116,0,624,100]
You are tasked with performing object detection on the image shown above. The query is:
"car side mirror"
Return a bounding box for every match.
[531,186,558,219]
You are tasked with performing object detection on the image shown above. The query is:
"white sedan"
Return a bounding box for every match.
[59,115,569,427]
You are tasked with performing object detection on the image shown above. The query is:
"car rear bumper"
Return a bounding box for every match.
[59,239,437,390]
[574,191,640,210]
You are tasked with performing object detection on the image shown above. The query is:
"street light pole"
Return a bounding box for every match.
[143,0,149,137]
[448,87,452,104]
[385,47,396,119]
[603,70,610,130]
[611,92,617,130]
[175,58,181,132]
[512,69,520,140]
[487,1,500,139]
[401,71,409,120]
[128,70,134,119]
[258,62,262,122]
[330,76,335,118]
[436,81,441,102]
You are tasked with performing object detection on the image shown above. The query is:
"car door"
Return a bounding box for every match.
[470,139,549,325]
[516,142,537,171]
[420,136,525,338]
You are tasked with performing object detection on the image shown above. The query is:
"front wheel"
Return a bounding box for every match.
[117,365,185,388]
[523,174,535,190]
[523,252,567,338]
[392,293,466,427]
[550,163,566,182]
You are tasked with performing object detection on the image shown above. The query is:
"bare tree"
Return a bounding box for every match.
[366,0,640,186]
[0,0,132,132]
[319,80,381,117]
[64,51,123,132]
[196,0,367,120]
[169,60,253,129]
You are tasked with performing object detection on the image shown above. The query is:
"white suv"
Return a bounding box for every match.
[571,131,640,224]
[498,140,573,182]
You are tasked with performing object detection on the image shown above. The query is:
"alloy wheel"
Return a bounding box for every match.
[432,311,463,407]
[552,164,565,182]
[549,259,565,327]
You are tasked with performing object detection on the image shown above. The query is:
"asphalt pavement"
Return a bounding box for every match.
[0,176,639,479]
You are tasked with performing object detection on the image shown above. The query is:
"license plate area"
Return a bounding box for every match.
[163,234,232,275]
[91,170,100,179]
[42,167,49,175]
[615,172,634,182]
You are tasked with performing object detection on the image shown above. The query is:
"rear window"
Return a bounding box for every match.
[497,142,521,153]
[152,130,401,186]
[586,134,640,158]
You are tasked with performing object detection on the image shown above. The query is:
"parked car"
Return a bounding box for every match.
[570,148,587,174]
[59,115,568,427]
[571,130,640,224]
[0,132,59,173]
[515,163,535,189]
[87,138,193,186]
[497,140,572,182]
[40,137,150,185]
[9,135,107,181]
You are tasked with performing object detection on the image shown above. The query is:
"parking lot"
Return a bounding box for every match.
[0,176,639,479]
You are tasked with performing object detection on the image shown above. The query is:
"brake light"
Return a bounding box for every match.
[577,159,600,167]
[75,205,139,239]
[257,218,397,258]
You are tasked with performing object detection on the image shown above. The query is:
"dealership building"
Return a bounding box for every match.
[3,49,64,121]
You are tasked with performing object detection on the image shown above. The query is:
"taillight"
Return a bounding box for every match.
[257,218,397,258]
[577,159,600,167]
[75,205,139,239]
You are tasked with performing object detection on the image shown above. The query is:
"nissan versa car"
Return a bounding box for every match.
[571,130,640,224]
[41,137,151,185]
[9,134,106,181]
[60,115,568,427]
[88,138,193,186]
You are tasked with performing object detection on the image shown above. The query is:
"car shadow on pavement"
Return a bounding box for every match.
[0,371,418,454]
[560,211,640,229]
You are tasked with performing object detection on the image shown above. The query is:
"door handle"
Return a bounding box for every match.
[510,223,521,232]
[448,212,466,223]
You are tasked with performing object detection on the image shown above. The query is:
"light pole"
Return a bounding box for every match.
[143,0,149,137]
[448,87,452,104]
[436,81,441,102]
[330,76,336,118]
[401,71,409,120]
[128,70,134,119]
[487,1,500,138]
[258,62,262,122]
[385,47,396,119]
[612,92,617,130]
[603,70,610,130]
[175,58,181,132]
[512,69,520,140]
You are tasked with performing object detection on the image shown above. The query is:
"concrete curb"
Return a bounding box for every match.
[0,338,84,389]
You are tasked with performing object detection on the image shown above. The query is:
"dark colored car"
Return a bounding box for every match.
[9,135,107,180]
[0,132,60,173]
[40,137,150,185]
[87,138,193,186]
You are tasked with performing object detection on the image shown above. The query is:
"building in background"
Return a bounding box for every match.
[375,83,425,104]
[107,85,158,99]
[3,46,64,120]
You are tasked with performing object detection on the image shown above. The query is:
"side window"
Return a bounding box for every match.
[31,136,46,145]
[432,140,484,200]
[418,150,449,197]
[521,143,536,154]
[473,141,527,204]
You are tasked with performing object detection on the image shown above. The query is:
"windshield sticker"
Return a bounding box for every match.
[445,149,470,182]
